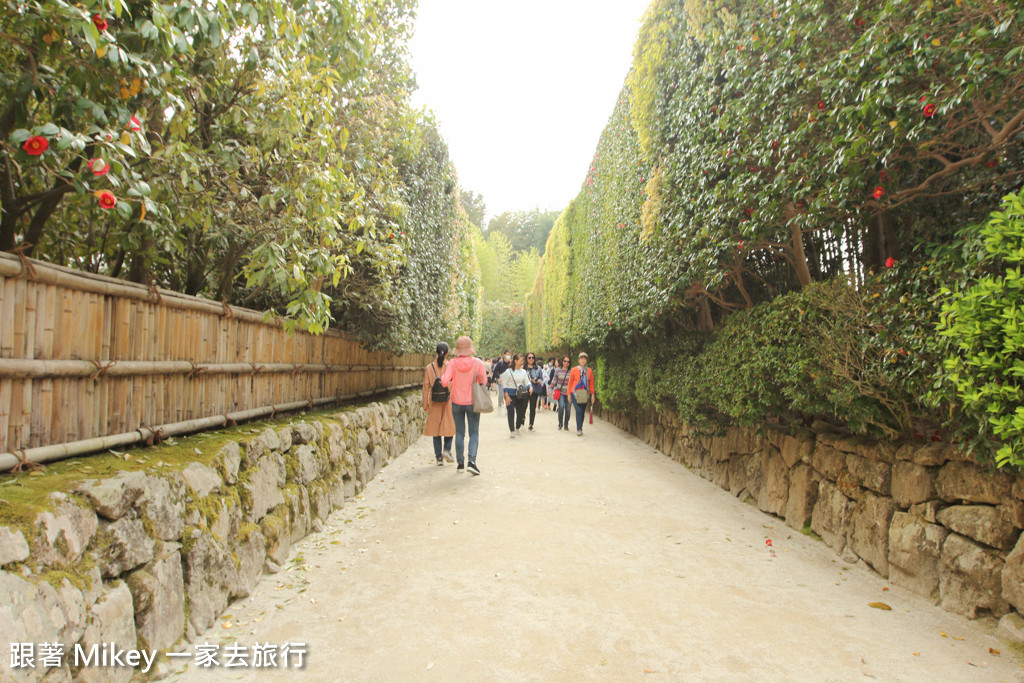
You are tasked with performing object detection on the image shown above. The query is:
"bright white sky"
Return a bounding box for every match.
[408,0,652,224]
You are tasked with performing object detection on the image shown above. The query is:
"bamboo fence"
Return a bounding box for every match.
[0,252,430,471]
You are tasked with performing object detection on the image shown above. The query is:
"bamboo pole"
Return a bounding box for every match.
[0,382,419,471]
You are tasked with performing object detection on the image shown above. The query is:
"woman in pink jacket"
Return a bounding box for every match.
[440,336,487,475]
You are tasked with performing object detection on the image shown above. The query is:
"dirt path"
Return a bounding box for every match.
[175,405,1023,682]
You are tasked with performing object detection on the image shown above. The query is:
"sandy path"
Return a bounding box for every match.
[175,405,1023,682]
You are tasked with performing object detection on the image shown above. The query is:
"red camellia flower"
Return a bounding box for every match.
[817,100,826,110]
[92,14,108,31]
[22,135,48,155]
[880,170,888,182]
[885,257,895,268]
[87,158,109,176]
[854,17,865,28]
[126,114,141,132]
[987,160,998,168]
[873,186,885,199]
[922,102,937,118]
[766,539,773,547]
[96,190,116,210]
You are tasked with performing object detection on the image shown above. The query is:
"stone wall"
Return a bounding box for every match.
[0,393,424,682]
[599,406,1024,642]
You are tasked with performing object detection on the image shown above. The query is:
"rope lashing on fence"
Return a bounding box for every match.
[10,244,37,280]
[142,426,166,447]
[145,277,163,305]
[186,361,208,380]
[291,364,302,379]
[11,449,43,473]
[88,360,117,381]
[249,363,263,378]
[220,300,233,319]
[223,415,237,427]
[307,397,314,410]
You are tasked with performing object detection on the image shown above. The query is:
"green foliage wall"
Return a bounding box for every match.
[1,0,478,350]
[528,0,1024,465]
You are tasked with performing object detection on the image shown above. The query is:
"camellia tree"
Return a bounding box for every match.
[1,0,479,345]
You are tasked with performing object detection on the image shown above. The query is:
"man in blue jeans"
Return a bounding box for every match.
[567,352,595,436]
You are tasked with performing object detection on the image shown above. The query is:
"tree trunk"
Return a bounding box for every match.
[784,202,813,288]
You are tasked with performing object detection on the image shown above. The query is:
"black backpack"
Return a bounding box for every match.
[430,365,450,403]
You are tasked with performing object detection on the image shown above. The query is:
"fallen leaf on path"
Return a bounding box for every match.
[989,648,1000,655]
[940,632,947,638]
[912,652,920,656]
[426,663,434,671]
[222,622,233,629]
[882,586,889,591]
[868,602,892,610]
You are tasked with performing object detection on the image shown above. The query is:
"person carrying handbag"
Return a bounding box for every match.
[439,336,487,475]
[550,355,572,430]
[499,353,531,438]
[567,351,595,436]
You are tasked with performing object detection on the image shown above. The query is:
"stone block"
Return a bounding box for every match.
[909,501,943,524]
[935,461,1013,504]
[126,544,185,651]
[779,433,814,468]
[757,448,789,517]
[0,570,84,656]
[785,464,820,531]
[286,487,312,544]
[910,442,954,467]
[936,505,1020,550]
[939,533,1010,618]
[292,422,318,445]
[230,527,266,600]
[1001,534,1024,613]
[242,428,283,468]
[276,426,293,453]
[137,474,184,542]
[215,442,242,485]
[728,454,749,497]
[811,480,853,554]
[95,517,155,579]
[997,613,1024,645]
[182,528,234,632]
[0,526,30,566]
[850,493,895,577]
[845,453,891,496]
[182,462,222,498]
[892,462,935,509]
[812,444,846,482]
[291,444,323,486]
[210,497,242,543]
[33,493,98,566]
[242,453,286,523]
[76,471,148,521]
[889,512,948,602]
[835,470,863,501]
[262,510,292,566]
[76,581,136,683]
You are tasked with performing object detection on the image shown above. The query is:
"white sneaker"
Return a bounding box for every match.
[515,429,521,436]
[510,431,516,439]
[442,450,454,463]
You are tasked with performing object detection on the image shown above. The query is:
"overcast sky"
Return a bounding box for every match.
[408,0,652,224]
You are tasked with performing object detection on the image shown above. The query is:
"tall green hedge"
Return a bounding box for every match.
[529,0,1024,465]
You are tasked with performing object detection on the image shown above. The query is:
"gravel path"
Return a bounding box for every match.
[176,406,1023,682]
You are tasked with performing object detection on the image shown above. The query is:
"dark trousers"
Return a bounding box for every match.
[504,389,527,431]
[527,393,540,427]
[432,436,453,459]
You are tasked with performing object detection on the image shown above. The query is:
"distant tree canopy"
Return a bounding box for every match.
[460,190,486,229]
[486,207,559,255]
[1,0,480,349]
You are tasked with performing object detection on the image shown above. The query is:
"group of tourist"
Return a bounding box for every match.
[420,337,596,476]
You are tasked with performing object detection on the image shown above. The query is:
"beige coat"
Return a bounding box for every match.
[422,361,455,437]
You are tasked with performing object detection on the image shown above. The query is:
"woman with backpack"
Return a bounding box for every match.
[440,336,488,475]
[499,352,531,438]
[422,342,455,466]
